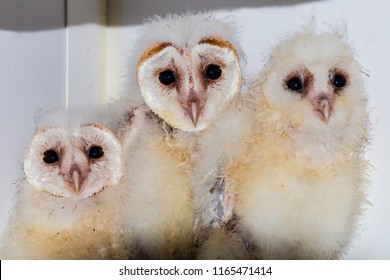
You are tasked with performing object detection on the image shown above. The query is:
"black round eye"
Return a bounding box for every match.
[158,70,176,85]
[205,64,222,80]
[332,73,347,88]
[286,77,303,92]
[43,149,59,164]
[88,145,104,159]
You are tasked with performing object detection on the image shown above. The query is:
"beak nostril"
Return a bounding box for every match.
[318,94,330,102]
[188,95,199,103]
[188,88,198,100]
[69,164,81,177]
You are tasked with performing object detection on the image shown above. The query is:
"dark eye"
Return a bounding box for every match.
[88,145,104,159]
[286,76,303,92]
[158,70,176,85]
[205,64,222,80]
[43,149,59,164]
[332,73,347,88]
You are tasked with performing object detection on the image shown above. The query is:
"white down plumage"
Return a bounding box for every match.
[0,107,127,259]
[120,12,247,258]
[218,31,371,259]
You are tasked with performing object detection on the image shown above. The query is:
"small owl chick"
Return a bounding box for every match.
[0,108,127,259]
[226,31,371,259]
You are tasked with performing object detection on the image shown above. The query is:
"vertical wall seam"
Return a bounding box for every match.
[64,0,69,109]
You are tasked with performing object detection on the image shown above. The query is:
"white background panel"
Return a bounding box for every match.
[0,0,66,243]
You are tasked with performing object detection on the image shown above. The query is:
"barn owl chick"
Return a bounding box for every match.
[0,108,127,259]
[225,32,371,259]
[24,124,121,199]
[120,13,246,258]
[118,107,195,259]
[135,12,243,132]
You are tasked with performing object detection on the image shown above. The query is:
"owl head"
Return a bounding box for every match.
[24,114,122,199]
[135,12,243,131]
[259,32,368,147]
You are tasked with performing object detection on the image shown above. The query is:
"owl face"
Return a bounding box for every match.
[24,124,122,199]
[136,15,242,132]
[262,33,366,131]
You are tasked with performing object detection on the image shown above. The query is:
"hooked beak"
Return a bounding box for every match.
[66,165,86,193]
[71,169,82,193]
[318,99,331,123]
[185,101,203,127]
[310,93,334,123]
[182,88,205,128]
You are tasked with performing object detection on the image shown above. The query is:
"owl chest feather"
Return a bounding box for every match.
[229,131,368,258]
[1,182,126,259]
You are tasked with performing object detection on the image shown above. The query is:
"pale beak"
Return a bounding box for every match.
[182,88,205,128]
[71,169,83,193]
[185,100,203,127]
[318,98,331,123]
[65,165,86,193]
[309,92,334,123]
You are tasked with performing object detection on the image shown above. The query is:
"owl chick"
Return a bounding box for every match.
[135,12,243,132]
[0,108,127,259]
[225,31,371,259]
[130,13,249,252]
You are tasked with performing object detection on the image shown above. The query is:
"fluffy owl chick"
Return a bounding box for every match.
[134,11,247,240]
[135,12,243,132]
[227,32,371,259]
[124,12,246,258]
[119,107,195,259]
[0,109,126,259]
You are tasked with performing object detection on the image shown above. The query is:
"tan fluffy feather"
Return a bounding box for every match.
[225,31,371,259]
[0,180,127,259]
[119,108,195,259]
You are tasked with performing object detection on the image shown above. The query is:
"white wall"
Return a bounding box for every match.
[0,0,389,259]
[0,0,65,237]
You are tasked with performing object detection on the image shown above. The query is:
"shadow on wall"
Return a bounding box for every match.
[0,0,323,31]
[117,0,324,25]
